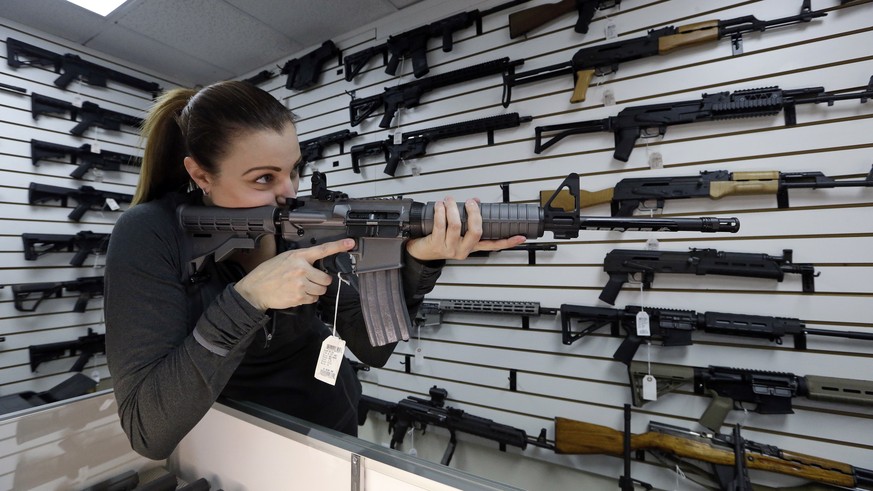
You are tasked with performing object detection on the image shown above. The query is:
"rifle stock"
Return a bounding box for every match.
[554,417,868,488]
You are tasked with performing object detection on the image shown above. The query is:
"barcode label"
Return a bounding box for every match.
[314,335,346,386]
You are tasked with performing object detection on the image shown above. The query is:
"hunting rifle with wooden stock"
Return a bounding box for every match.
[554,416,873,490]
[503,0,825,105]
[539,164,873,216]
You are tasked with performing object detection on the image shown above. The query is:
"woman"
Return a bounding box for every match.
[105,81,524,459]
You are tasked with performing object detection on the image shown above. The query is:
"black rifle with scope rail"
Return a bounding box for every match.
[28,328,105,372]
[559,304,873,364]
[28,182,132,221]
[31,139,142,179]
[12,276,104,313]
[6,37,162,96]
[178,172,739,347]
[280,40,341,91]
[349,57,524,128]
[22,231,110,266]
[352,113,531,176]
[343,0,530,81]
[534,76,873,161]
[600,248,817,305]
[31,93,144,136]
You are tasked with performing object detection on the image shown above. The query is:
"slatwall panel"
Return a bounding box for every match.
[0,19,177,400]
[241,0,873,488]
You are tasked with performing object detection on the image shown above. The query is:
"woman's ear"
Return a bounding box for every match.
[184,156,212,194]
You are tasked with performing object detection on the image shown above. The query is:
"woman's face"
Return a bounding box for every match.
[195,122,301,208]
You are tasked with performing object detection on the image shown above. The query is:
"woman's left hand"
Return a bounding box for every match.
[405,197,526,261]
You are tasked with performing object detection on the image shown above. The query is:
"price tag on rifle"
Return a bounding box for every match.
[635,310,651,337]
[642,374,658,401]
[393,132,402,145]
[314,335,346,385]
[105,198,120,211]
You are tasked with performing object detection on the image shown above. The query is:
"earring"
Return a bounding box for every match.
[201,188,209,196]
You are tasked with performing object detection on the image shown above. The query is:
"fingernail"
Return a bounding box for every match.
[344,239,355,247]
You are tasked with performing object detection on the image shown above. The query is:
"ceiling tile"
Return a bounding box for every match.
[113,0,299,73]
[0,0,109,44]
[86,24,234,86]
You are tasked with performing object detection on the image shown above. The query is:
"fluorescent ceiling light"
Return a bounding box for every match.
[65,0,127,16]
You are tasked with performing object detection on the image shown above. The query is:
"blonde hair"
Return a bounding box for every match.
[133,81,296,204]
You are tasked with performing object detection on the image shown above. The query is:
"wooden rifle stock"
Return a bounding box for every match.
[509,0,575,38]
[658,20,720,53]
[554,417,863,488]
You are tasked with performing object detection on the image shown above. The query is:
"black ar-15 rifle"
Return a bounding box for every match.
[6,37,162,97]
[280,40,341,91]
[28,328,105,372]
[298,129,359,169]
[31,93,144,136]
[31,139,142,179]
[359,386,553,464]
[351,113,531,176]
[349,57,524,128]
[559,304,873,363]
[343,0,530,81]
[600,248,817,305]
[22,231,110,266]
[541,164,873,216]
[503,1,825,105]
[534,75,873,161]
[28,182,132,221]
[628,361,873,431]
[178,172,739,347]
[508,0,620,38]
[12,276,104,313]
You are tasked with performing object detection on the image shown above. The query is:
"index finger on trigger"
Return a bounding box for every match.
[298,238,356,264]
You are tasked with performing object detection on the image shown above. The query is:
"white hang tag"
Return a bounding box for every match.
[642,374,658,401]
[90,141,101,153]
[72,95,83,107]
[648,151,663,169]
[635,310,651,337]
[314,335,346,385]
[393,132,402,145]
[602,88,615,106]
[605,21,617,40]
[105,198,120,210]
[91,369,101,384]
[645,238,659,250]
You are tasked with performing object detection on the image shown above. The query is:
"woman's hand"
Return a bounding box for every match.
[405,197,526,262]
[234,238,356,311]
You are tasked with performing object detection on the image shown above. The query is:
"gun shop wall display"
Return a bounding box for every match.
[2,0,872,490]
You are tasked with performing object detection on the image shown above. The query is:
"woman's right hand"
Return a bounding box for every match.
[234,238,356,311]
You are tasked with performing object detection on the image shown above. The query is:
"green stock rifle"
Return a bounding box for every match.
[503,1,825,105]
[627,361,873,431]
[534,76,873,161]
[555,416,873,490]
[178,172,738,347]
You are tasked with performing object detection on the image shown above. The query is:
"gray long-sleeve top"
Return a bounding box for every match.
[105,192,443,459]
